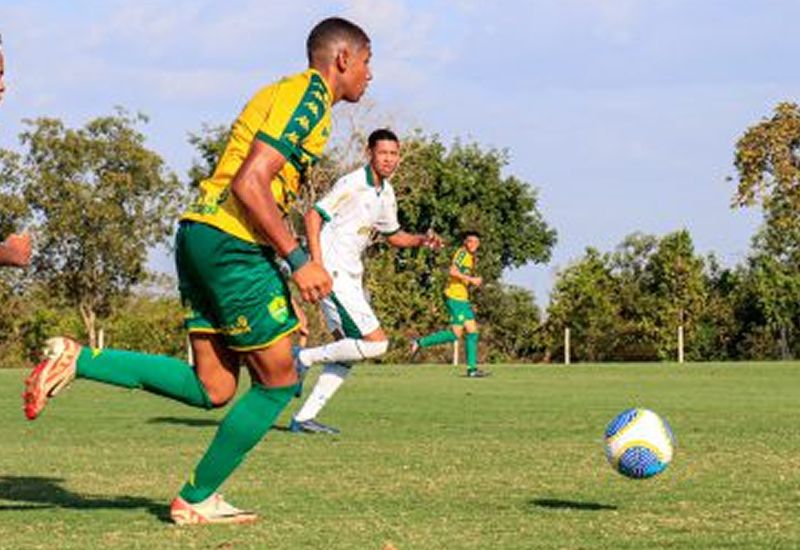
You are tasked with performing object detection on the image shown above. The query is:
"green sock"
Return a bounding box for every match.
[466,332,479,370]
[179,383,296,504]
[418,330,457,348]
[76,347,212,409]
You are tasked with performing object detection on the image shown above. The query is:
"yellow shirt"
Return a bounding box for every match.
[444,247,474,301]
[182,68,333,243]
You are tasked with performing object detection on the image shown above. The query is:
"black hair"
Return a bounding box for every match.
[367,128,399,149]
[463,231,481,240]
[307,17,370,65]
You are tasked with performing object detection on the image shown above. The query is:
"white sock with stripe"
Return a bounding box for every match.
[298,339,387,366]
[294,363,350,422]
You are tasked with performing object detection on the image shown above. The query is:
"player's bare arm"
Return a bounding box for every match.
[449,264,481,287]
[304,207,325,264]
[386,230,443,249]
[231,140,332,302]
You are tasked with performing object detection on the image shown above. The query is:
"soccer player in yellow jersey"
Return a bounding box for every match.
[0,34,32,268]
[412,232,489,377]
[23,17,372,524]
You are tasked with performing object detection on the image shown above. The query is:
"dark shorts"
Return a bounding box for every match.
[176,221,298,351]
[446,298,475,326]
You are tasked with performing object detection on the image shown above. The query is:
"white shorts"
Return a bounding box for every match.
[320,269,380,338]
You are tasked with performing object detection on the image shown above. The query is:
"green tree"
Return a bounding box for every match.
[643,230,707,360]
[732,103,800,358]
[0,110,184,347]
[546,248,619,362]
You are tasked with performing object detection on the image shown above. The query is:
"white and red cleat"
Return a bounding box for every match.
[23,337,81,420]
[170,494,258,525]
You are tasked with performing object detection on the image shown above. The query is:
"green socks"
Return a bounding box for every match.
[465,332,479,370]
[180,384,296,503]
[418,330,457,348]
[76,347,212,409]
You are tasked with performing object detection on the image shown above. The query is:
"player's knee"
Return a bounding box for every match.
[358,339,388,358]
[204,383,237,408]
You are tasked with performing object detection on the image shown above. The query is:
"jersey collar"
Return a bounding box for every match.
[364,165,385,195]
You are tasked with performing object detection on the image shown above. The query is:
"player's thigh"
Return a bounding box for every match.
[463,319,479,333]
[321,274,380,339]
[190,333,240,405]
[243,334,295,388]
[450,325,464,338]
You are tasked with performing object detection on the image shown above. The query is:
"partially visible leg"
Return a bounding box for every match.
[416,327,458,349]
[292,328,390,431]
[23,333,237,420]
[178,336,298,506]
[292,287,385,433]
[297,293,388,367]
[464,321,479,372]
[76,333,239,406]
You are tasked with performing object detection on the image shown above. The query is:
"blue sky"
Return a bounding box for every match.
[1,0,797,304]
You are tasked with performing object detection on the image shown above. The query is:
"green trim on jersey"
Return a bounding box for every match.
[314,203,332,222]
[364,165,384,195]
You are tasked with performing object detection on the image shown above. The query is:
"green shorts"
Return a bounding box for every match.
[176,221,298,351]
[445,298,475,326]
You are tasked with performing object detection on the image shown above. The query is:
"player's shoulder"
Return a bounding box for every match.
[250,69,331,111]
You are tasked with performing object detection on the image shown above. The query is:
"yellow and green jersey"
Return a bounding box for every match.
[444,247,475,301]
[182,68,333,244]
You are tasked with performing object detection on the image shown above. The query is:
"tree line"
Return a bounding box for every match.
[1,103,798,366]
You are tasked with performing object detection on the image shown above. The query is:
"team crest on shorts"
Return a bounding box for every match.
[267,296,290,323]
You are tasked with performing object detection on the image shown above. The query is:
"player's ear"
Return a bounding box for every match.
[335,46,350,73]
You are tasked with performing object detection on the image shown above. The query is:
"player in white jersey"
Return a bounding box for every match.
[290,128,441,434]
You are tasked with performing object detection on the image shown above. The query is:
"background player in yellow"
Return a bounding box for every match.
[23,17,372,525]
[0,34,32,268]
[412,232,489,377]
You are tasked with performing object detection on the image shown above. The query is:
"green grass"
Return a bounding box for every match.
[1,363,798,549]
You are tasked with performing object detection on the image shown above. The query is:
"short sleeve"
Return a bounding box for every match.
[255,74,329,162]
[314,175,357,222]
[375,186,400,235]
[452,249,470,273]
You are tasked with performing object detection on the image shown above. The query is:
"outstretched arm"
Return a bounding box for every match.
[386,229,443,250]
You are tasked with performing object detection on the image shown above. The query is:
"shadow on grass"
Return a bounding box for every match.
[149,417,288,432]
[529,498,617,511]
[147,416,219,427]
[0,476,171,522]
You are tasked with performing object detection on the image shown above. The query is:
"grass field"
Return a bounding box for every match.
[0,362,798,549]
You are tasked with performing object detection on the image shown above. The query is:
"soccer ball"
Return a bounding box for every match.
[604,408,675,479]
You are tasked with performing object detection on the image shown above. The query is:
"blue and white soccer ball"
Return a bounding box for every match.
[604,408,675,479]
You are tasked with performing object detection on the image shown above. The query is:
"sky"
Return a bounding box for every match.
[1,0,797,305]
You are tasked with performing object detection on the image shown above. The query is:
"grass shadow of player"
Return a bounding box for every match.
[529,498,617,511]
[0,476,171,522]
[149,417,287,432]
[147,416,220,427]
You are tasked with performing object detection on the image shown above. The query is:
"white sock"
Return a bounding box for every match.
[294,363,351,422]
[299,339,387,366]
